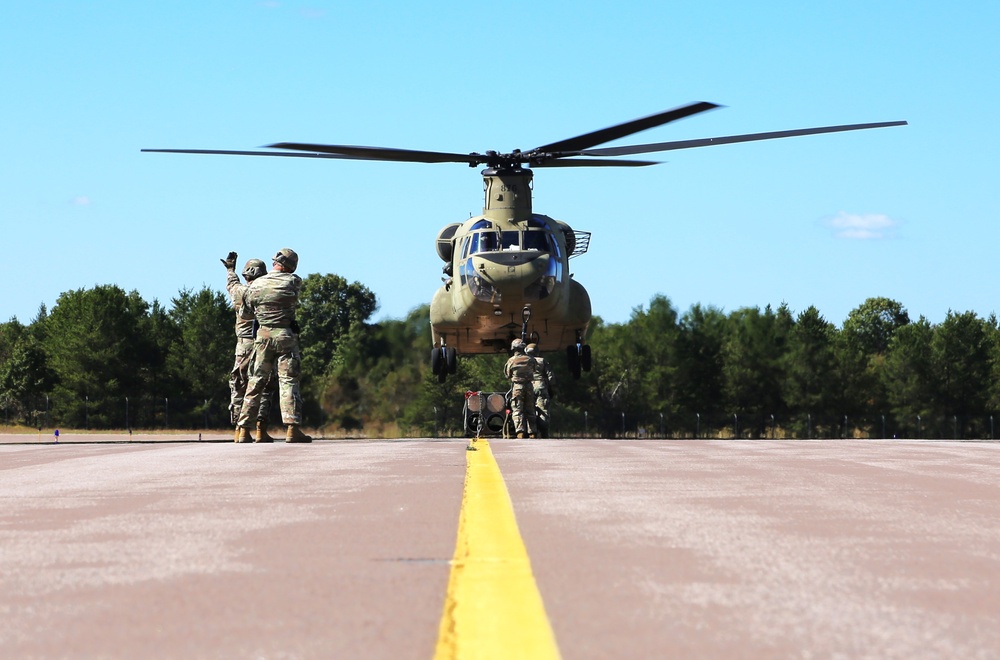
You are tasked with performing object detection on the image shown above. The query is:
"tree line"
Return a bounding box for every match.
[2,279,999,439]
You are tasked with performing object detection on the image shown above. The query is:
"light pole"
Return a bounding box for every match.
[165,397,169,429]
[125,396,129,433]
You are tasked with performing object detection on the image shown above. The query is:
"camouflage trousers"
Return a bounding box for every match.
[509,382,537,435]
[237,327,303,427]
[229,337,276,425]
[533,386,550,427]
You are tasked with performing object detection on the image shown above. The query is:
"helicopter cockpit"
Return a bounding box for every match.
[461,216,562,257]
[459,216,563,303]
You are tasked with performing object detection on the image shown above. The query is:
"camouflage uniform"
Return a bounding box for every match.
[225,268,276,427]
[236,269,305,430]
[504,340,537,438]
[526,344,554,435]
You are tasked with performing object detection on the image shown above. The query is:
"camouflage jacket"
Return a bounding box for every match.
[241,271,303,328]
[504,353,537,384]
[225,269,255,339]
[532,355,554,390]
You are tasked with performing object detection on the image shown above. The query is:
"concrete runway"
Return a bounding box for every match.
[2,435,1000,658]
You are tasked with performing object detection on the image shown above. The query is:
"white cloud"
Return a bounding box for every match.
[824,211,900,239]
[70,196,92,207]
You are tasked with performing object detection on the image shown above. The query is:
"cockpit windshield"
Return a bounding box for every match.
[467,228,553,255]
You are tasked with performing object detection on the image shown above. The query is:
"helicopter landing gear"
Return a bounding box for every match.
[566,334,591,380]
[431,344,457,382]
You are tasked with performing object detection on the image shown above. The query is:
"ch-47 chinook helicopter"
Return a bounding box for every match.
[144,101,905,380]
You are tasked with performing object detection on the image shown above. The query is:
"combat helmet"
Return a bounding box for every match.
[525,343,537,356]
[242,258,267,282]
[511,338,526,352]
[273,248,299,273]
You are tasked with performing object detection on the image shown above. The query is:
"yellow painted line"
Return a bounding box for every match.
[434,439,560,660]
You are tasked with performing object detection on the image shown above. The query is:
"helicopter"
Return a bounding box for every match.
[143,102,906,380]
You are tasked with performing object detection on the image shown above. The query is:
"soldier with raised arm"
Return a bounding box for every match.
[221,252,277,442]
[235,248,311,443]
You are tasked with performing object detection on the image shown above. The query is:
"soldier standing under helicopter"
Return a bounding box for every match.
[525,343,554,437]
[504,338,537,439]
[222,252,278,443]
[234,248,312,443]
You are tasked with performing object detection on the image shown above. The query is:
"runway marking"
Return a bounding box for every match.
[434,439,560,660]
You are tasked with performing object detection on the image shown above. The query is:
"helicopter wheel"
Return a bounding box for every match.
[430,348,443,375]
[566,345,582,380]
[581,344,592,372]
[445,346,457,374]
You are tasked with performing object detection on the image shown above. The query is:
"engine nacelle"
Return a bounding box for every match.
[435,223,460,262]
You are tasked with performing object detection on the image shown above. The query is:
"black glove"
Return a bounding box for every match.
[221,251,238,269]
[290,319,301,334]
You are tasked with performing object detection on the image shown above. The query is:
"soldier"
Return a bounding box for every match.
[525,343,554,438]
[235,247,312,443]
[222,252,277,443]
[504,338,537,439]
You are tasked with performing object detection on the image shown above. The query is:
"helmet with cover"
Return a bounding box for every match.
[511,338,526,352]
[242,258,267,281]
[273,248,299,273]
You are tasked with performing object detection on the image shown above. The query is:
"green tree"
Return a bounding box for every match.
[43,286,155,428]
[782,306,838,434]
[840,298,910,418]
[931,311,992,421]
[882,317,935,434]
[298,273,378,378]
[166,287,231,427]
[586,296,680,436]
[674,304,727,427]
[722,305,792,435]
[0,317,56,426]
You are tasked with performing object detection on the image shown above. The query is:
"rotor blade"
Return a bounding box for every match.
[531,158,660,168]
[267,142,482,165]
[142,148,369,160]
[580,120,908,157]
[533,101,721,153]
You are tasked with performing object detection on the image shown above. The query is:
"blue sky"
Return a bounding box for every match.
[2,2,996,328]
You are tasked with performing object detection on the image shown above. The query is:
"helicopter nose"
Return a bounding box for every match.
[472,253,549,286]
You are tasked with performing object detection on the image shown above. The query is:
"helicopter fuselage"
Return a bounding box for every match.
[430,168,591,354]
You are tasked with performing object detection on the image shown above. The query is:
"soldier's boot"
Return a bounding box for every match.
[285,424,312,443]
[255,421,274,443]
[516,432,526,439]
[234,427,240,443]
[235,426,252,443]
